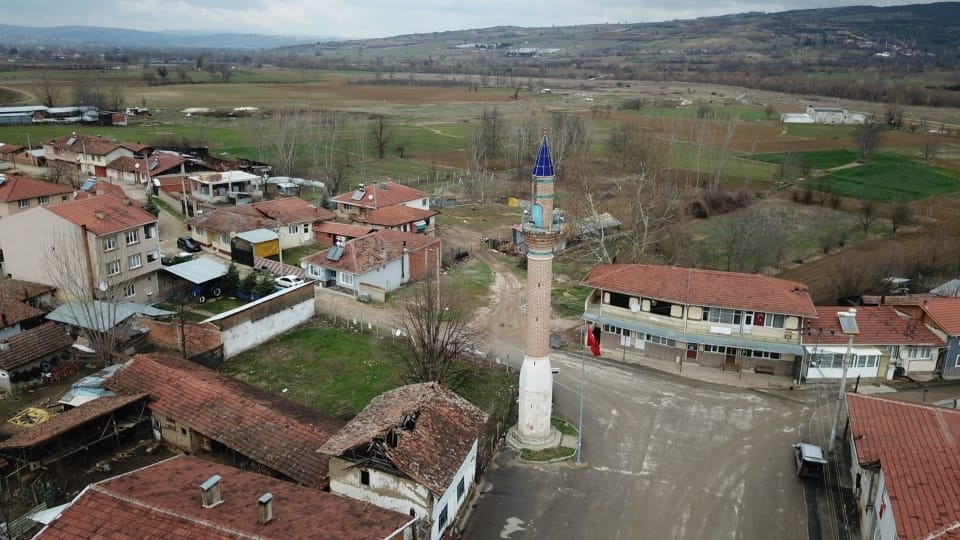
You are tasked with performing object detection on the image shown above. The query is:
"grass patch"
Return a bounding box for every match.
[803,152,960,201]
[552,417,579,436]
[280,245,325,267]
[785,124,856,140]
[552,283,590,318]
[154,198,183,219]
[750,149,860,169]
[520,445,576,461]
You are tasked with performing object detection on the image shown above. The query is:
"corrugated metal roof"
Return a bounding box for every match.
[235,228,278,243]
[162,258,228,284]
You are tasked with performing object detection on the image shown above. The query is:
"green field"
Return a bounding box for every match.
[802,152,960,201]
[785,124,857,140]
[623,105,772,122]
[750,149,861,169]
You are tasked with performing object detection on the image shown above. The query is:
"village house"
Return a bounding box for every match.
[0,143,43,167]
[187,197,335,254]
[105,353,344,488]
[104,150,189,185]
[330,181,431,217]
[581,264,817,376]
[42,134,146,179]
[0,322,73,395]
[845,394,960,540]
[302,230,441,300]
[35,454,416,540]
[0,279,56,338]
[903,298,960,379]
[320,383,488,540]
[0,173,73,218]
[314,222,374,248]
[0,194,161,304]
[802,306,944,381]
[187,170,261,204]
[349,204,439,235]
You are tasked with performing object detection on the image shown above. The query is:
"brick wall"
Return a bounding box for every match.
[139,318,222,354]
[407,240,441,282]
[524,252,553,358]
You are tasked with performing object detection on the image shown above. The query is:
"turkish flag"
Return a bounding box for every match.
[587,324,601,356]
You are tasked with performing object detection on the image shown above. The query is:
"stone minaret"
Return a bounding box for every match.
[516,131,560,445]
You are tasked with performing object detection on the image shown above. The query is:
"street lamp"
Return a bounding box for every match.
[828,308,859,452]
[576,324,586,464]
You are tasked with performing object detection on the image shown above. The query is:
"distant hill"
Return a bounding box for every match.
[0,24,334,50]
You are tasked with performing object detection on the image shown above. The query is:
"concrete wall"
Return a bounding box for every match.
[428,440,478,540]
[208,284,315,358]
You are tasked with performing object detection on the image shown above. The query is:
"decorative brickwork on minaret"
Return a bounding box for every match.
[515,132,561,445]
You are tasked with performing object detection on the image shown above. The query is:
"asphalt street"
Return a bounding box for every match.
[466,351,813,540]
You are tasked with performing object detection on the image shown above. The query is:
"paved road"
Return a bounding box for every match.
[466,351,812,540]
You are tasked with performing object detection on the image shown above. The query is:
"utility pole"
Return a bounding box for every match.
[829,309,859,452]
[576,325,586,464]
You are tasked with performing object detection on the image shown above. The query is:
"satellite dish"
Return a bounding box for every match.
[630,303,640,314]
[98,281,108,292]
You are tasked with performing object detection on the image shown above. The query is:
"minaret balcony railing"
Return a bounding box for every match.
[521,222,562,236]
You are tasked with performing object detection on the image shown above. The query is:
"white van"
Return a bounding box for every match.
[793,443,828,479]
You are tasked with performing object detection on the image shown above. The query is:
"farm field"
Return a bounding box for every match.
[750,149,861,170]
[803,152,960,201]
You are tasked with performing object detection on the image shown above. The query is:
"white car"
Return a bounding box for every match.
[275,275,306,288]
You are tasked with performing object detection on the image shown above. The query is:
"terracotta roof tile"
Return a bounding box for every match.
[583,264,817,317]
[188,205,264,234]
[810,306,944,346]
[0,394,148,449]
[46,134,128,156]
[0,173,73,202]
[0,279,52,328]
[921,298,960,335]
[314,222,374,238]
[352,205,437,227]
[374,229,441,251]
[253,197,335,224]
[320,383,487,496]
[72,181,143,205]
[106,353,343,488]
[0,321,73,370]
[106,152,183,176]
[330,181,429,210]
[47,194,157,236]
[303,230,430,275]
[847,394,960,540]
[37,454,411,540]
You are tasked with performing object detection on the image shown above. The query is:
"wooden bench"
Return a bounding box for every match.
[753,365,776,375]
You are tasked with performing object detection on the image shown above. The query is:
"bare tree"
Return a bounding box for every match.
[257,102,306,176]
[369,114,393,159]
[548,112,590,177]
[890,201,914,234]
[36,73,61,107]
[107,85,125,112]
[763,104,776,120]
[390,280,487,390]
[858,198,878,234]
[885,104,905,130]
[856,123,885,161]
[72,80,108,110]
[507,118,537,179]
[922,139,940,161]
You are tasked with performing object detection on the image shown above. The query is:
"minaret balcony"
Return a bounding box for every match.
[521,222,562,236]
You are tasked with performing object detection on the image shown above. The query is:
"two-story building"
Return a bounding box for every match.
[105,150,188,185]
[0,194,161,303]
[582,264,817,376]
[0,173,74,218]
[187,197,335,253]
[187,170,261,204]
[42,134,143,179]
[330,181,431,216]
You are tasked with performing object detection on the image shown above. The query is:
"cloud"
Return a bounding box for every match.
[3,0,935,39]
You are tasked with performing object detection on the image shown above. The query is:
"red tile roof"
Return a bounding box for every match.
[921,298,960,335]
[583,264,817,317]
[106,353,344,488]
[809,306,944,346]
[0,321,74,371]
[374,229,441,251]
[253,197,335,224]
[0,173,73,202]
[352,205,437,227]
[46,134,128,156]
[106,151,184,176]
[0,394,148,449]
[331,181,429,210]
[847,394,960,540]
[0,143,25,155]
[302,231,406,275]
[48,194,157,236]
[0,279,52,328]
[37,454,412,540]
[861,294,941,306]
[320,383,487,496]
[315,221,374,238]
[72,180,141,204]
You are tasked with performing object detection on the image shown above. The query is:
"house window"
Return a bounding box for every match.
[106,260,121,276]
[61,195,69,202]
[103,236,117,252]
[906,346,932,359]
[457,477,465,500]
[646,334,676,347]
[39,196,50,205]
[338,272,354,287]
[422,198,428,206]
[126,229,139,245]
[704,308,738,324]
[128,253,142,270]
[123,282,136,297]
[437,504,449,532]
[219,234,230,245]
[195,227,205,236]
[288,224,299,234]
[146,250,159,263]
[704,344,728,354]
[144,225,157,239]
[360,470,370,485]
[303,223,310,235]
[17,199,29,208]
[742,349,781,360]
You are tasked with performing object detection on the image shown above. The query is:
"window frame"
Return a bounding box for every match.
[126,229,139,245]
[106,259,121,276]
[128,253,142,270]
[39,195,50,205]
[123,282,136,298]
[103,236,118,252]
[457,477,466,500]
[17,199,29,209]
[437,504,449,532]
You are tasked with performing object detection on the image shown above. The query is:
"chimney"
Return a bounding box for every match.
[95,211,106,220]
[123,197,131,206]
[200,475,223,508]
[0,341,8,351]
[257,492,274,524]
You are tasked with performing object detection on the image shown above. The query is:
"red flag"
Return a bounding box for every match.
[587,324,601,357]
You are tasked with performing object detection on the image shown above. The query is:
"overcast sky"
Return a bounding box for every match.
[6,0,934,39]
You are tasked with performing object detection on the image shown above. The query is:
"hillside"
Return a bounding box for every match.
[0,24,326,50]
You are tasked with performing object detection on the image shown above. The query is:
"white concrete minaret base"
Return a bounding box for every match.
[508,355,560,448]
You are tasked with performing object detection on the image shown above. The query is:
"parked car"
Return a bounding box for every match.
[793,443,828,479]
[177,236,202,253]
[275,275,306,289]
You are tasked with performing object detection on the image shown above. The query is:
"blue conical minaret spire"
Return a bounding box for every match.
[532,134,554,178]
